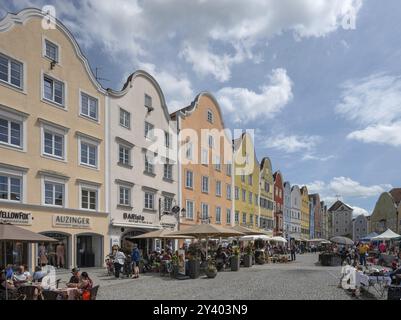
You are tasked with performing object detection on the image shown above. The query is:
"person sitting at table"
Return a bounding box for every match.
[32,266,47,282]
[66,272,93,300]
[1,269,16,291]
[13,265,32,286]
[67,268,80,287]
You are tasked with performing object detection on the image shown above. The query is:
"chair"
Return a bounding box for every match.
[90,285,99,300]
[17,286,38,300]
[42,290,62,300]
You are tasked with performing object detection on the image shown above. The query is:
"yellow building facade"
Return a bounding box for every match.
[259,158,274,231]
[233,133,259,229]
[300,186,310,240]
[0,9,109,269]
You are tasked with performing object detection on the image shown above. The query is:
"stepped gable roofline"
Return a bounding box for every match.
[0,8,106,94]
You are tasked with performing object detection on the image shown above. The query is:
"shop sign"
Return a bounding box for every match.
[123,212,153,225]
[0,210,32,225]
[53,215,91,229]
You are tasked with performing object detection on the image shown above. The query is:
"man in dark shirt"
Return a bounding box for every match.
[67,268,80,287]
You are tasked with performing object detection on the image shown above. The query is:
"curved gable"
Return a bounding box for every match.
[0,8,105,93]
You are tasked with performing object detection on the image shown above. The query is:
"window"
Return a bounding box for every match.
[185,170,193,189]
[144,154,154,174]
[80,141,97,167]
[164,131,172,149]
[208,135,214,148]
[186,200,194,220]
[226,209,231,225]
[144,192,155,210]
[235,211,239,223]
[145,94,152,108]
[0,175,21,202]
[80,93,98,121]
[119,108,130,129]
[226,184,232,200]
[144,122,154,140]
[81,188,97,211]
[164,197,173,212]
[242,189,246,202]
[226,163,232,176]
[255,195,258,206]
[201,176,209,193]
[45,40,59,62]
[119,186,130,206]
[242,212,247,225]
[241,172,245,183]
[235,187,239,200]
[201,148,208,165]
[215,207,221,224]
[43,75,64,106]
[216,181,222,197]
[249,192,253,204]
[164,162,173,180]
[0,117,21,148]
[44,182,64,206]
[43,130,64,159]
[186,142,193,160]
[201,203,209,220]
[207,110,213,123]
[250,214,254,225]
[248,175,253,185]
[119,145,130,166]
[0,53,23,88]
[214,155,221,171]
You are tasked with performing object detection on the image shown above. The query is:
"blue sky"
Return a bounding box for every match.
[1,0,400,215]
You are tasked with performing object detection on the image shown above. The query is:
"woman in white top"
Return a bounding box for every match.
[113,248,126,279]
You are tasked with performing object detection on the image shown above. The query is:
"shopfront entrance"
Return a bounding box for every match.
[0,241,28,268]
[76,233,103,267]
[40,232,70,269]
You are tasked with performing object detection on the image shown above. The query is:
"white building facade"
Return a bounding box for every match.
[283,182,292,241]
[290,185,301,240]
[107,70,179,253]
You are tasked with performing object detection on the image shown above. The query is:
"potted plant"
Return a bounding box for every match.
[205,258,218,278]
[230,246,240,271]
[170,254,180,278]
[188,243,201,279]
[244,245,253,268]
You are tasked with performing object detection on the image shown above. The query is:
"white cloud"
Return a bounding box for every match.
[351,206,370,218]
[336,73,401,147]
[306,177,392,199]
[301,154,335,162]
[217,68,293,123]
[264,133,320,153]
[10,0,364,82]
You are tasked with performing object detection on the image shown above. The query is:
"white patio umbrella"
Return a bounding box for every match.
[371,229,401,241]
[270,236,288,243]
[240,235,273,241]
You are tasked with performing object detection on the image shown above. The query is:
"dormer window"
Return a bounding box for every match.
[207,110,213,123]
[45,40,59,63]
[145,94,153,112]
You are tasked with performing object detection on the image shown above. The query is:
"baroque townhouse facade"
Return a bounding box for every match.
[0,9,109,269]
[300,186,310,240]
[108,71,179,253]
[171,93,234,230]
[259,159,274,232]
[272,171,283,236]
[283,182,291,241]
[290,185,301,240]
[233,133,260,230]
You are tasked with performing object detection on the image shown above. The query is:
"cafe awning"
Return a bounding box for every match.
[0,223,57,242]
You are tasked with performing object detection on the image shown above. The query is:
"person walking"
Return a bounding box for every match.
[56,243,65,269]
[131,244,141,279]
[290,243,296,261]
[38,242,48,266]
[114,247,126,279]
[358,243,368,266]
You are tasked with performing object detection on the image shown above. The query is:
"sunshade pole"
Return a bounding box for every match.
[4,241,7,301]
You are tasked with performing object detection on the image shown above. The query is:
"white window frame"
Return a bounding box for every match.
[144,121,155,140]
[208,135,214,149]
[201,203,209,221]
[118,185,131,206]
[226,163,232,176]
[186,142,193,160]
[41,176,67,208]
[226,209,231,225]
[42,37,61,64]
[235,211,239,223]
[242,212,247,225]
[42,73,66,108]
[163,161,173,180]
[226,184,232,200]
[144,191,155,210]
[79,90,99,122]
[78,136,99,169]
[207,109,213,123]
[164,196,173,212]
[235,187,239,200]
[0,170,23,203]
[144,153,155,174]
[144,94,152,109]
[40,123,67,161]
[215,207,221,224]
[185,170,193,189]
[79,184,99,212]
[201,176,209,193]
[119,108,131,129]
[214,155,221,171]
[185,200,194,220]
[0,114,23,150]
[215,180,222,197]
[0,52,24,90]
[201,148,208,165]
[164,131,172,149]
[118,144,131,166]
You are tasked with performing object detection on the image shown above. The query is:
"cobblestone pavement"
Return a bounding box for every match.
[54,254,383,300]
